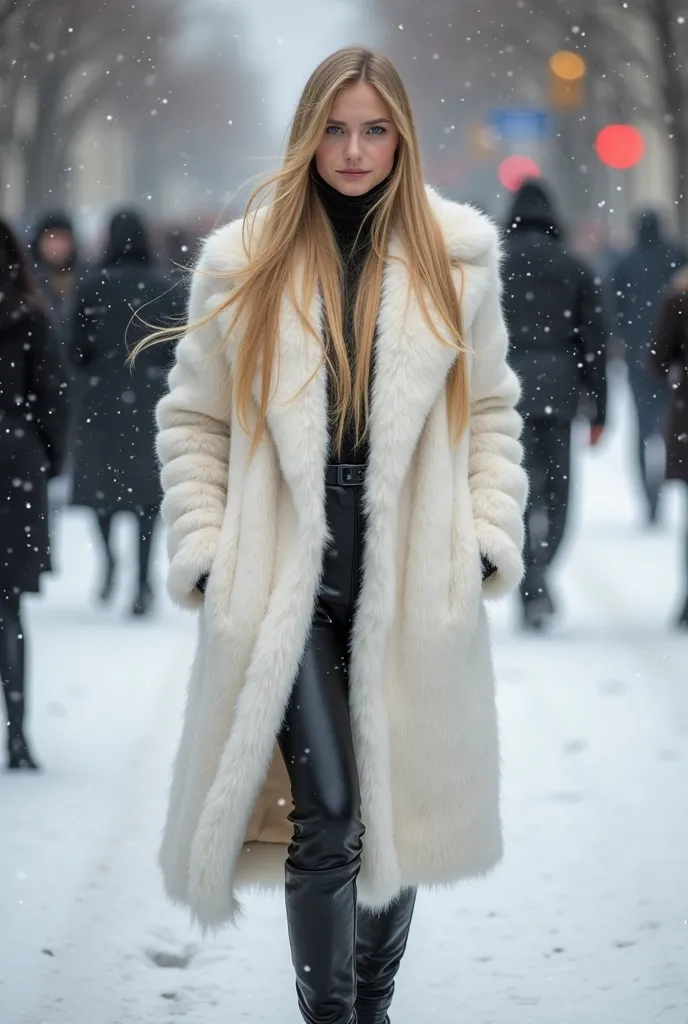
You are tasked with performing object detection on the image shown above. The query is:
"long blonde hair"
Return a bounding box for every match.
[134,46,469,454]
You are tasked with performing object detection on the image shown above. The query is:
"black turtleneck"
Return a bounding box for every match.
[313,168,388,251]
[313,168,391,465]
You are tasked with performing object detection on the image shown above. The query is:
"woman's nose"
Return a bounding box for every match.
[344,133,362,162]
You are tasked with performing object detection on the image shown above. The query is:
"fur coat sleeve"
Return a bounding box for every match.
[469,247,527,597]
[155,242,233,609]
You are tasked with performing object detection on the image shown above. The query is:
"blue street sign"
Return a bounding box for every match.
[489,109,552,143]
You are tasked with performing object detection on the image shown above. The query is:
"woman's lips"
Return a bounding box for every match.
[337,169,369,176]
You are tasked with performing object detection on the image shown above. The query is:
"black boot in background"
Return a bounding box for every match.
[131,581,153,617]
[678,522,688,627]
[132,506,157,617]
[95,511,117,602]
[355,889,417,1024]
[1,595,40,771]
[8,730,40,771]
[520,572,555,631]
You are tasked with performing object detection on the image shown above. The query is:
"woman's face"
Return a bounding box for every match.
[38,228,74,269]
[315,81,399,196]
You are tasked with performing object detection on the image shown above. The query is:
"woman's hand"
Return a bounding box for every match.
[481,555,497,582]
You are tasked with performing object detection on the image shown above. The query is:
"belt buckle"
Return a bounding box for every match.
[338,465,364,486]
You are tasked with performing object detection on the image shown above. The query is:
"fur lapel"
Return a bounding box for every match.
[203,187,497,515]
[424,185,502,263]
[369,231,457,504]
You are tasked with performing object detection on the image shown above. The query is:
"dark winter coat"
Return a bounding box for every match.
[501,182,608,425]
[610,212,686,389]
[31,213,85,467]
[69,239,180,515]
[650,272,688,484]
[0,312,71,593]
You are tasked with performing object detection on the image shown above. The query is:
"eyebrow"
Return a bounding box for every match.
[326,118,392,127]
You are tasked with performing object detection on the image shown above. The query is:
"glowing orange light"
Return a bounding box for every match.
[595,125,645,169]
[549,50,587,81]
[498,155,541,191]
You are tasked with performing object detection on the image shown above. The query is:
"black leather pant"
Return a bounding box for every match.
[278,471,416,1024]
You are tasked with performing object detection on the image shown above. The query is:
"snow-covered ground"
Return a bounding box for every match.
[2,372,687,1024]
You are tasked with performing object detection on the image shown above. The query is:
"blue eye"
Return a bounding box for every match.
[368,125,387,135]
[326,125,343,135]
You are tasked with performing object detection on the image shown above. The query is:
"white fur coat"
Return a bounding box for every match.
[155,186,527,931]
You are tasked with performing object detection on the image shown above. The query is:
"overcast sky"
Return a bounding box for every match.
[217,0,373,143]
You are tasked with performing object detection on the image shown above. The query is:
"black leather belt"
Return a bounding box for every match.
[325,464,366,486]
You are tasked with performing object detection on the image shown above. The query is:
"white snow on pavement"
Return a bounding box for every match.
[1,374,687,1024]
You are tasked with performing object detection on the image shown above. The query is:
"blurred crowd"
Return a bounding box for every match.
[0,206,198,768]
[1,183,687,770]
[501,181,688,631]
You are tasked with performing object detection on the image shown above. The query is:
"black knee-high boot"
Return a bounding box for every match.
[355,889,417,1024]
[285,849,362,1024]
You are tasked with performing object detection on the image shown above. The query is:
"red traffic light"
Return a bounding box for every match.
[498,155,541,191]
[595,125,644,170]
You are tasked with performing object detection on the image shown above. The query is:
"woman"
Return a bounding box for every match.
[0,218,70,770]
[70,210,179,616]
[651,266,688,627]
[31,211,83,502]
[31,210,82,352]
[149,47,526,1022]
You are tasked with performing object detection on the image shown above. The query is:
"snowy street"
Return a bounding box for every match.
[2,376,687,1024]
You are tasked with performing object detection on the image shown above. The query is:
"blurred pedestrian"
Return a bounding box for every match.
[502,180,608,630]
[30,211,84,506]
[30,211,82,358]
[69,209,180,617]
[0,218,70,770]
[571,218,619,279]
[609,210,686,524]
[650,266,688,627]
[143,45,527,1022]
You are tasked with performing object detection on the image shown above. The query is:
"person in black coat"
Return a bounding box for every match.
[650,266,688,627]
[502,180,608,629]
[30,211,82,355]
[70,209,180,616]
[30,211,85,497]
[0,218,70,769]
[609,210,686,524]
